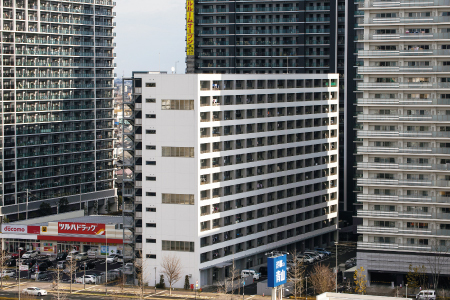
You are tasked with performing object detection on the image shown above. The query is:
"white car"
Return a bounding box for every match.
[75,252,88,261]
[22,250,37,259]
[305,251,325,260]
[106,254,118,263]
[22,287,47,296]
[76,274,97,284]
[241,269,261,280]
[0,270,15,278]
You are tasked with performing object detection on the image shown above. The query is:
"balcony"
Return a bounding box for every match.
[357,178,450,187]
[357,194,450,204]
[358,66,450,73]
[358,82,450,90]
[357,114,450,122]
[363,0,450,8]
[357,130,450,138]
[358,225,450,237]
[357,241,448,253]
[357,162,450,171]
[356,98,450,106]
[362,33,450,41]
[357,209,450,220]
[357,146,450,155]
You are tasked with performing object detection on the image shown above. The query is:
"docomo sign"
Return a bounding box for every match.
[58,222,105,235]
[1,224,27,234]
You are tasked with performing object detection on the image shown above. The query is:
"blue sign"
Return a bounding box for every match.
[267,254,287,287]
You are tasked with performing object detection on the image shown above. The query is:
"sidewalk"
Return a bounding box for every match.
[0,279,269,299]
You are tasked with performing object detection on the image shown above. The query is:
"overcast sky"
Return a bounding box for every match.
[114,0,186,77]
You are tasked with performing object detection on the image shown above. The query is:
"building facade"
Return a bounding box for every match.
[132,73,339,287]
[356,0,450,284]
[186,0,356,219]
[0,0,116,220]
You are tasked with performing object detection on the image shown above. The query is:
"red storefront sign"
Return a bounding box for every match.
[58,222,105,235]
[27,226,40,234]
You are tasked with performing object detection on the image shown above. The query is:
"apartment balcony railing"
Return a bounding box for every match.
[198,30,230,35]
[362,16,450,24]
[357,114,450,122]
[235,7,299,12]
[357,130,450,138]
[235,29,300,34]
[357,194,450,204]
[356,98,450,105]
[357,241,448,253]
[358,66,450,73]
[362,0,450,8]
[357,162,450,171]
[235,18,300,23]
[358,225,450,237]
[236,40,297,45]
[362,33,450,40]
[357,178,450,187]
[198,52,230,56]
[357,82,450,89]
[357,210,450,220]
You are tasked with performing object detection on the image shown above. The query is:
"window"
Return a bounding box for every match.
[162,240,195,252]
[162,193,194,205]
[146,207,156,212]
[146,176,156,181]
[146,192,156,196]
[146,82,156,87]
[146,254,156,259]
[161,99,194,110]
[146,145,156,150]
[146,98,156,103]
[162,147,194,158]
[146,130,156,134]
[146,239,156,243]
[375,29,396,34]
[146,223,156,227]
[146,161,156,165]
[145,114,156,119]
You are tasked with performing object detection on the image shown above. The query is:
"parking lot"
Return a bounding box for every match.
[5,256,127,284]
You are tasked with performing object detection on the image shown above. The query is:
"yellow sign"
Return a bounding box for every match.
[41,226,47,233]
[186,0,194,56]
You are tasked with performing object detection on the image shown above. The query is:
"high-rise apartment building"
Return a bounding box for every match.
[0,0,116,220]
[185,0,356,219]
[130,72,339,287]
[356,0,450,283]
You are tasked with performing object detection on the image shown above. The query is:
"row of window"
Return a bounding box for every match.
[161,99,195,110]
[162,240,195,252]
[162,147,195,158]
[162,193,195,205]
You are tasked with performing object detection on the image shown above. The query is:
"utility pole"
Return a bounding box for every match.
[26,189,29,220]
[305,277,308,300]
[154,267,157,294]
[84,262,86,289]
[18,255,20,300]
[335,242,338,292]
[105,229,108,296]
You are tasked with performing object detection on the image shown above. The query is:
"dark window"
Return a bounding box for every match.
[146,98,156,103]
[146,192,156,196]
[146,161,156,165]
[146,145,156,150]
[146,114,156,118]
[146,177,156,181]
[146,83,156,87]
[146,254,156,259]
[146,239,156,243]
[146,207,156,212]
[146,223,156,227]
[146,130,156,134]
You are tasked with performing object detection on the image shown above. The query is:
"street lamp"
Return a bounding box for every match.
[406,284,408,298]
[154,267,157,294]
[335,241,338,293]
[305,276,308,300]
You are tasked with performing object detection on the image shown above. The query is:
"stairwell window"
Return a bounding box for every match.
[146,130,156,134]
[145,82,156,87]
[146,176,156,181]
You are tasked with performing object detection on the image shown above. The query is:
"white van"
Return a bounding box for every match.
[416,290,436,300]
[241,269,260,280]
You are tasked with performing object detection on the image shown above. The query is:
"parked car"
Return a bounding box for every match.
[31,262,48,273]
[81,261,96,270]
[416,290,436,300]
[0,270,15,278]
[55,253,67,261]
[57,261,67,269]
[69,250,79,255]
[11,250,26,259]
[345,258,357,269]
[315,248,332,256]
[22,287,47,296]
[75,252,88,261]
[241,269,261,280]
[305,250,325,260]
[30,271,50,281]
[106,254,118,263]
[22,259,37,268]
[22,250,38,259]
[66,255,74,262]
[76,274,97,284]
[5,259,16,267]
[259,266,268,276]
[117,255,124,263]
[297,254,315,264]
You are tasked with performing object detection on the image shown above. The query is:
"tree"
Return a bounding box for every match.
[309,264,335,295]
[184,275,190,290]
[288,249,306,300]
[157,274,165,289]
[228,259,240,298]
[354,266,367,295]
[160,254,183,295]
[426,239,450,290]
[0,247,7,289]
[52,265,68,300]
[135,251,149,300]
[67,257,78,293]
[407,264,428,293]
[57,198,69,213]
[38,202,53,216]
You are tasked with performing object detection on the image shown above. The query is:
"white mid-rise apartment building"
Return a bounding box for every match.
[357,0,450,284]
[132,73,339,287]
